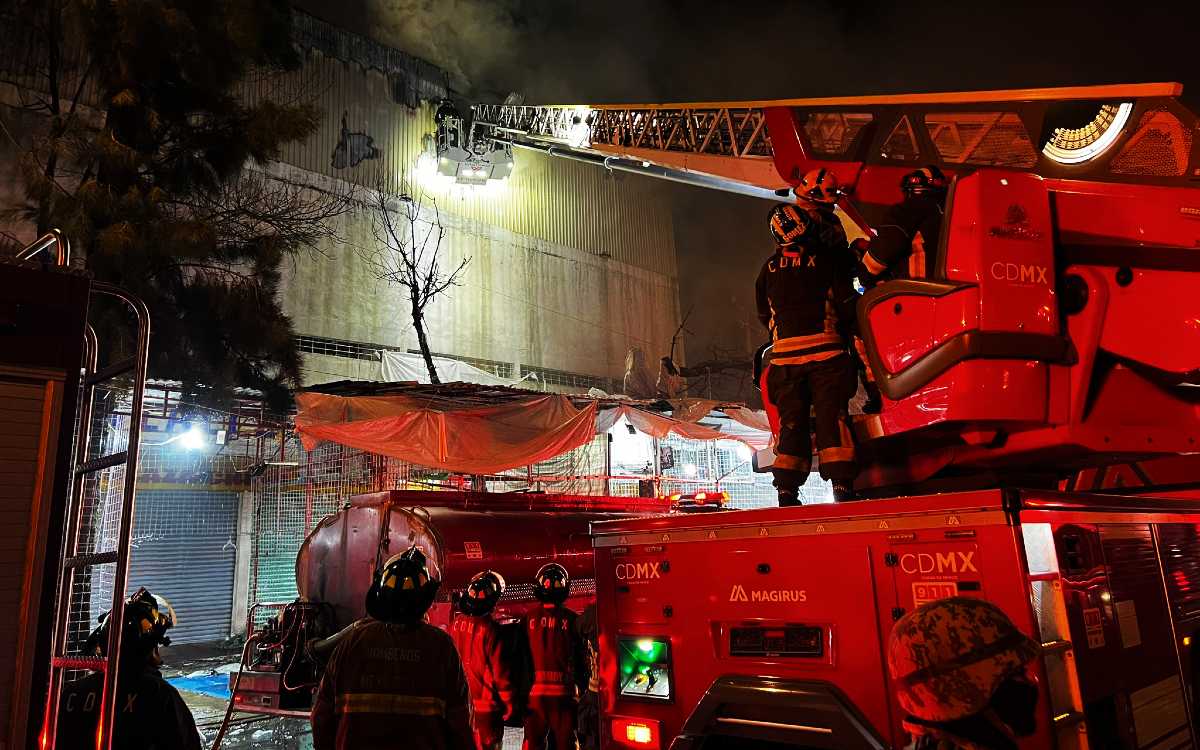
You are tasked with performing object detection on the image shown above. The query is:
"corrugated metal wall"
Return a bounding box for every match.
[127,490,239,644]
[238,40,677,277]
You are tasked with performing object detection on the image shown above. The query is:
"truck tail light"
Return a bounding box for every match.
[612,716,661,748]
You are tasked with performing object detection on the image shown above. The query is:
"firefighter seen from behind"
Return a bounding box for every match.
[311,545,473,750]
[522,563,585,750]
[58,587,201,750]
[757,185,859,505]
[451,570,515,750]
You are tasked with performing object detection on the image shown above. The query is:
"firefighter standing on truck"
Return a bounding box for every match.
[312,545,473,750]
[858,165,949,285]
[451,570,516,750]
[523,563,584,750]
[58,587,201,750]
[888,597,1041,750]
[757,169,859,504]
[852,165,949,413]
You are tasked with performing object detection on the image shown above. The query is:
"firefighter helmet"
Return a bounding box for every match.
[366,545,441,623]
[534,563,570,605]
[797,168,839,204]
[767,203,813,247]
[901,165,948,198]
[887,597,1039,723]
[457,570,506,617]
[83,587,176,660]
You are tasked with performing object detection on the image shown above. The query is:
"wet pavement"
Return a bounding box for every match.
[165,642,522,749]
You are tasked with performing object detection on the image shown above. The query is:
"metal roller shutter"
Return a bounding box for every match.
[127,489,239,644]
[0,378,51,744]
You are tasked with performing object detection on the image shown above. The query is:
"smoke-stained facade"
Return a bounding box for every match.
[0,11,682,391]
[239,14,682,388]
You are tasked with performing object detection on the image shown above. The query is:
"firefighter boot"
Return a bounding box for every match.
[778,489,801,507]
[832,480,858,502]
[862,383,882,415]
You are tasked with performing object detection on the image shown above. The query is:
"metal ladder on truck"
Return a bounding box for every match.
[18,232,152,750]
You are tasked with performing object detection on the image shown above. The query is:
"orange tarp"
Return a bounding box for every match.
[295,392,599,475]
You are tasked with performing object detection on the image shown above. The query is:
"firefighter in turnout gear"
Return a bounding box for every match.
[522,563,584,750]
[312,545,473,750]
[757,202,858,504]
[575,603,601,750]
[888,598,1041,750]
[858,165,948,285]
[850,165,949,412]
[451,570,515,750]
[58,587,201,750]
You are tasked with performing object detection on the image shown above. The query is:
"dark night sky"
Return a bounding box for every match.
[295,0,1200,107]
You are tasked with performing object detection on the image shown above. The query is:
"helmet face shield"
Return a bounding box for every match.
[368,545,442,623]
[458,570,506,616]
[901,165,948,197]
[798,168,839,204]
[534,563,570,605]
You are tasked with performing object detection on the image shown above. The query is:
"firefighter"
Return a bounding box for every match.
[888,597,1041,750]
[451,570,515,750]
[312,545,473,750]
[58,587,201,750]
[576,603,600,750]
[847,166,948,413]
[522,563,584,750]
[858,165,949,285]
[756,200,858,504]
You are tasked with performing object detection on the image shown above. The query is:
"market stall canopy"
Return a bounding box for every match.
[296,390,598,475]
[295,382,771,474]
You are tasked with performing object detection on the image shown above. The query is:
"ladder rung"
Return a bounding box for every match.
[63,551,119,569]
[52,656,107,671]
[86,357,136,385]
[75,451,127,474]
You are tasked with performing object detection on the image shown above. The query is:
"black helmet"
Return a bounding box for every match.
[767,203,813,247]
[83,587,175,662]
[534,563,570,605]
[901,165,948,198]
[457,570,506,617]
[366,545,441,624]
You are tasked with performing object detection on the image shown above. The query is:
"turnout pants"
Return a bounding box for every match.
[764,355,857,491]
[474,711,505,750]
[523,699,576,750]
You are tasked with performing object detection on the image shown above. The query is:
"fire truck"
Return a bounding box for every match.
[464,83,1200,747]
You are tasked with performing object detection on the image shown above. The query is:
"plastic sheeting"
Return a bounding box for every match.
[380,350,533,387]
[596,405,769,449]
[296,392,599,475]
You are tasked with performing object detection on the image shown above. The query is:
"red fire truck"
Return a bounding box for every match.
[530,82,1200,748]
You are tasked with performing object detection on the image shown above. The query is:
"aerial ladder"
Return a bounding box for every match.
[460,82,1200,496]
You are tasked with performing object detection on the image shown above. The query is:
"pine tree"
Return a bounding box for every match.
[7,0,348,409]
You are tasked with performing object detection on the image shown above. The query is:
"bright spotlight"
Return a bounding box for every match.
[179,424,208,451]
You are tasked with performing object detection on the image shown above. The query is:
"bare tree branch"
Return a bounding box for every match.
[360,174,471,384]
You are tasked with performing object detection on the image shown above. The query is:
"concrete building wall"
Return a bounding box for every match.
[277,173,681,386]
[0,13,682,390]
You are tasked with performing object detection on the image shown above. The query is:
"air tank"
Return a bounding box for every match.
[296,490,666,628]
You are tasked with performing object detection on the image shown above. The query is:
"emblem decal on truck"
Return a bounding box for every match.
[615,562,662,581]
[899,551,978,575]
[729,584,806,603]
